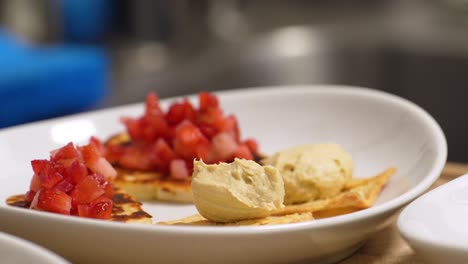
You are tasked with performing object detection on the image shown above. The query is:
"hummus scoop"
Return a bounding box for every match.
[192,159,284,223]
[262,143,354,204]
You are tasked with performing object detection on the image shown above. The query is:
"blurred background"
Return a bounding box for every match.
[0,0,467,161]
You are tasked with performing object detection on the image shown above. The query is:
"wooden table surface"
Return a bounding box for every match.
[340,162,468,264]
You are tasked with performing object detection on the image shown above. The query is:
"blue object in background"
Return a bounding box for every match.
[0,29,31,60]
[59,0,113,42]
[0,30,109,128]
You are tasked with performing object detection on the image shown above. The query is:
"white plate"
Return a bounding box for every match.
[398,173,468,264]
[0,85,446,264]
[0,232,69,264]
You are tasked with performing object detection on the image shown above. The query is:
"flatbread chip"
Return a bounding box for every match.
[6,187,153,224]
[105,131,131,145]
[343,167,395,190]
[110,187,153,223]
[114,168,193,203]
[272,167,395,218]
[158,212,314,226]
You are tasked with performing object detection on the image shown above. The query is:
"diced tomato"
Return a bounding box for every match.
[27,140,116,220]
[196,107,224,130]
[80,142,116,179]
[185,160,194,175]
[55,179,74,193]
[183,100,197,122]
[232,144,254,160]
[77,196,113,219]
[175,121,207,147]
[118,146,153,171]
[210,132,238,161]
[198,124,217,139]
[102,182,114,199]
[170,159,190,180]
[145,92,164,117]
[104,144,125,164]
[150,139,177,172]
[92,173,106,185]
[88,196,113,219]
[70,175,105,204]
[104,91,259,177]
[31,160,49,175]
[243,139,259,154]
[50,142,80,163]
[166,102,185,125]
[25,190,36,203]
[92,157,117,179]
[77,204,91,217]
[80,143,100,168]
[89,136,105,155]
[120,117,141,140]
[220,115,240,142]
[29,173,42,192]
[173,121,210,160]
[194,141,210,162]
[198,91,219,111]
[67,160,88,184]
[166,99,197,126]
[142,114,171,142]
[32,189,72,215]
[39,169,63,189]
[53,163,68,176]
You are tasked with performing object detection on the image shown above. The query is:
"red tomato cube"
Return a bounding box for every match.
[88,196,113,219]
[198,91,219,111]
[50,142,79,162]
[70,175,105,204]
[233,144,254,160]
[33,189,72,215]
[67,160,88,184]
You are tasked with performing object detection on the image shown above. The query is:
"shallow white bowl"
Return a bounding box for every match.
[0,232,69,264]
[0,85,446,264]
[398,174,468,264]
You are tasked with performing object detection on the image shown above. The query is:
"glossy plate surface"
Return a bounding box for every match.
[398,174,468,264]
[0,86,446,264]
[0,232,69,264]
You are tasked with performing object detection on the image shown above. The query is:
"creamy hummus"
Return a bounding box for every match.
[262,143,354,204]
[192,159,284,223]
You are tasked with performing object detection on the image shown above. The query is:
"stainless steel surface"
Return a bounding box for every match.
[107,1,468,162]
[0,1,464,157]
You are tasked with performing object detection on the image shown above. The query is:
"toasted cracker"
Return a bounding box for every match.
[114,168,193,203]
[271,167,395,218]
[105,131,132,145]
[158,212,314,226]
[110,187,153,223]
[157,167,393,225]
[6,187,153,223]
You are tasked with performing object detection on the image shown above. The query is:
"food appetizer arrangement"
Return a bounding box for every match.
[6,140,151,223]
[104,92,259,202]
[6,91,394,226]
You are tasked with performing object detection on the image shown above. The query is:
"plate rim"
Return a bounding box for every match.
[0,231,70,264]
